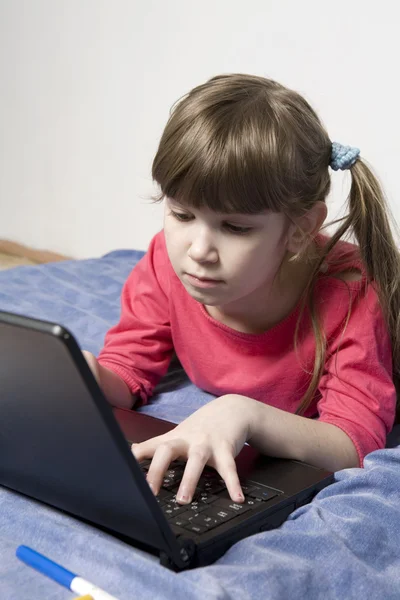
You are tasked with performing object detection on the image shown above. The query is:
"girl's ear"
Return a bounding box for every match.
[286,201,328,255]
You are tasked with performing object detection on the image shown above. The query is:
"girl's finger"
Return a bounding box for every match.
[176,446,210,504]
[131,435,166,462]
[214,450,244,504]
[146,441,183,495]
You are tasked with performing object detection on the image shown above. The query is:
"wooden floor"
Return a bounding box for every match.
[0,241,70,271]
[0,252,37,270]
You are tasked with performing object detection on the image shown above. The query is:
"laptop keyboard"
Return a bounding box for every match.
[138,458,281,536]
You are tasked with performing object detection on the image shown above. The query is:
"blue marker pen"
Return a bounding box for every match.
[16,546,119,600]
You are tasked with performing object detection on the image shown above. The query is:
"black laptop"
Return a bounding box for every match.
[0,311,334,570]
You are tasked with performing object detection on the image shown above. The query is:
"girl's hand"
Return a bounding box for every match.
[82,350,101,383]
[131,395,259,504]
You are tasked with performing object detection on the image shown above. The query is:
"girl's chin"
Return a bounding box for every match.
[182,284,224,305]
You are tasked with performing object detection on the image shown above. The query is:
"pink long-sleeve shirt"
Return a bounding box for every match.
[98,231,396,466]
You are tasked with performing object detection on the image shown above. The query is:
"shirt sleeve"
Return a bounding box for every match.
[316,282,396,466]
[97,232,174,405]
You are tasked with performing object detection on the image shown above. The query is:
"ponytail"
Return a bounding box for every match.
[349,161,400,416]
[295,159,400,419]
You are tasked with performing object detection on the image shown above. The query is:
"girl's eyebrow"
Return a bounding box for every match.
[167,199,267,220]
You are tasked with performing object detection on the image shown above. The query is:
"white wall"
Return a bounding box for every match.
[0,0,399,258]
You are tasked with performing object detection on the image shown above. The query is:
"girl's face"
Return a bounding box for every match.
[163,198,291,314]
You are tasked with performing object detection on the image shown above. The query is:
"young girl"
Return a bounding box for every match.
[84,74,400,506]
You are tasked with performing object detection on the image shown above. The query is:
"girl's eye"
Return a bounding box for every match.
[171,210,193,222]
[224,223,253,235]
[170,210,252,234]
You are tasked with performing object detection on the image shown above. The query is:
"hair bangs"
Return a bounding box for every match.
[152,110,290,215]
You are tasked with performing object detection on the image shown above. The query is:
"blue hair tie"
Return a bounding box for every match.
[330,142,360,171]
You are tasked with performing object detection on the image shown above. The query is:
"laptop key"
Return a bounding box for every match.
[165,467,184,481]
[171,517,191,528]
[190,514,221,529]
[205,507,237,523]
[243,497,263,508]
[163,477,182,488]
[186,502,208,513]
[167,495,182,506]
[157,489,174,501]
[247,487,278,501]
[172,509,195,522]
[183,523,208,535]
[240,483,257,494]
[210,489,262,507]
[174,510,225,534]
[163,504,189,517]
[212,497,251,514]
[202,481,226,495]
[198,492,219,504]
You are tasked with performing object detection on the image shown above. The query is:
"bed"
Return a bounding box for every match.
[1,249,400,599]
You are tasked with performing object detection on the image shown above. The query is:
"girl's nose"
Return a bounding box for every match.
[188,234,218,264]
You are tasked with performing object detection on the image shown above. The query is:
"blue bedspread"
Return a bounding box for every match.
[0,250,143,356]
[0,250,214,423]
[1,252,400,599]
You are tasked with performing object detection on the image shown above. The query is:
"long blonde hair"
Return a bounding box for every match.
[152,73,400,416]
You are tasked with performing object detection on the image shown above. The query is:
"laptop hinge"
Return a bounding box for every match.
[160,537,197,571]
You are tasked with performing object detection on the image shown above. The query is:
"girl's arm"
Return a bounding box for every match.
[245,397,359,472]
[83,350,138,409]
[97,232,174,405]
